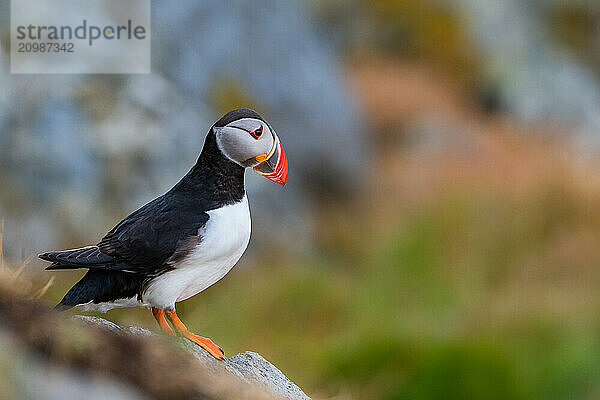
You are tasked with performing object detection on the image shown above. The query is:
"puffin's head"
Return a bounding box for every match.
[213,108,288,186]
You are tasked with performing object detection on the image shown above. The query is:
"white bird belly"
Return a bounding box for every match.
[142,196,251,309]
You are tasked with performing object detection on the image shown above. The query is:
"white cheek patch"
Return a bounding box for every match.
[215,122,274,166]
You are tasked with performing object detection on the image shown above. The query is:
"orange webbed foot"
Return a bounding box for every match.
[183,332,225,360]
[163,308,225,360]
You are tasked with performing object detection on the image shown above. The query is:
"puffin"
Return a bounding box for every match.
[39,108,288,360]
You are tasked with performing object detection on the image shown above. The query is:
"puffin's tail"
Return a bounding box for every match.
[53,269,145,311]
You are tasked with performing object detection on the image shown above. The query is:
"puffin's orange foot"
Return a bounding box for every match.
[183,332,224,360]
[163,308,224,360]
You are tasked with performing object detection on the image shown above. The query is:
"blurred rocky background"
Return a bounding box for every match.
[2,0,600,399]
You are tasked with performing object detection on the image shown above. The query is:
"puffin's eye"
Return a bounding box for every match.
[250,126,263,139]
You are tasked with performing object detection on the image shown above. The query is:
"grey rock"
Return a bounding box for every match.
[228,352,310,400]
[73,315,155,337]
[73,316,311,400]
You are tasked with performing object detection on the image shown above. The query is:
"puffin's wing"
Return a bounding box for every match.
[97,193,210,273]
[40,246,120,270]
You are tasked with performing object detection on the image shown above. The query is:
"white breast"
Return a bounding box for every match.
[142,196,251,309]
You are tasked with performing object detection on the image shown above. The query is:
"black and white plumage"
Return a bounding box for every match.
[40,108,288,341]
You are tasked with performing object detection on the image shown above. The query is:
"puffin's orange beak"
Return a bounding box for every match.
[253,137,288,186]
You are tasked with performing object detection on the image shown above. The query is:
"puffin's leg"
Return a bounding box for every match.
[164,308,224,360]
[152,307,175,336]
